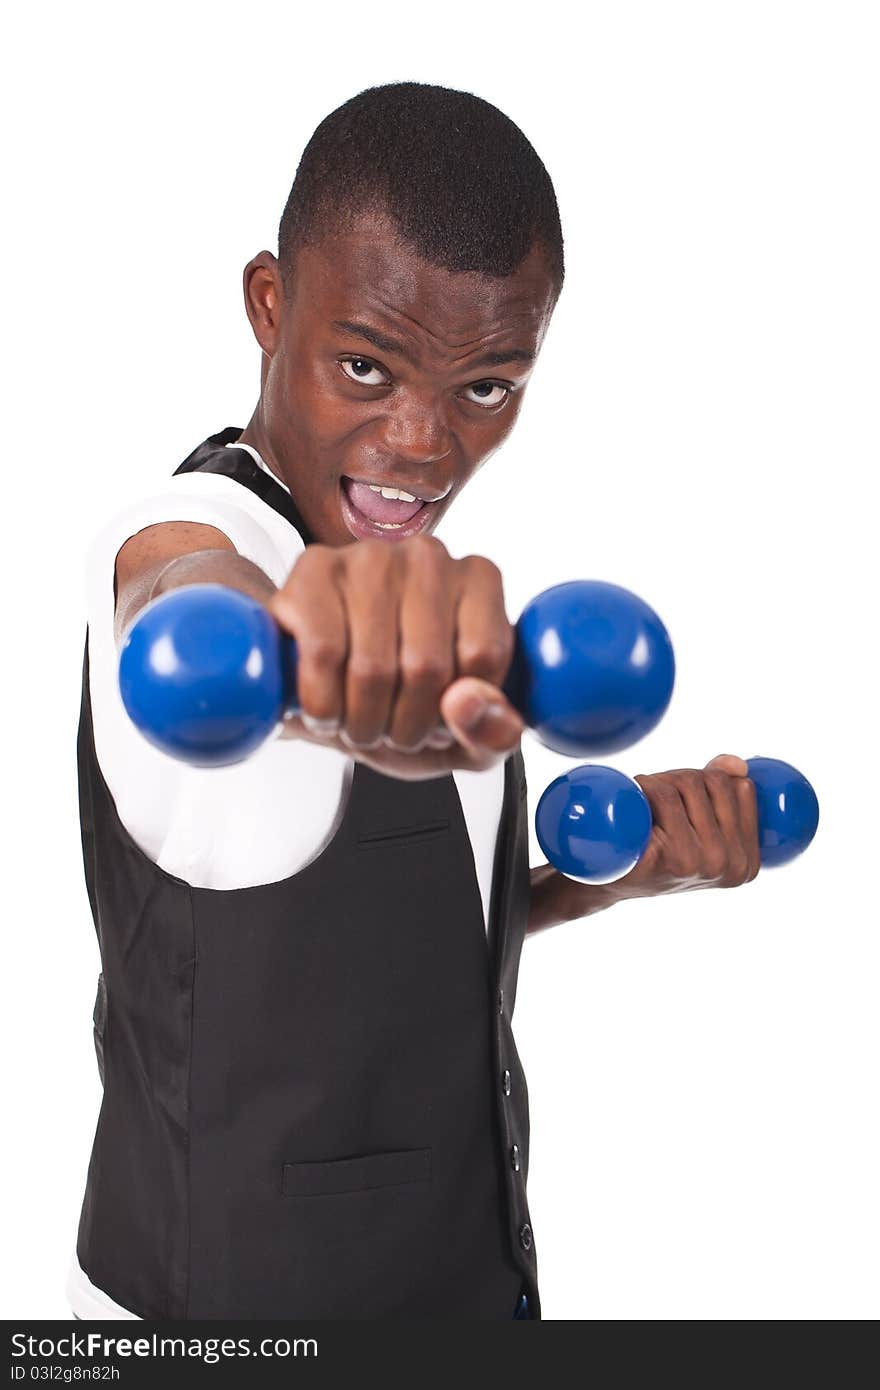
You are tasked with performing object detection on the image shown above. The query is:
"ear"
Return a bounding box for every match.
[242,251,284,356]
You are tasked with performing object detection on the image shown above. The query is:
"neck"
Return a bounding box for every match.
[237,406,287,489]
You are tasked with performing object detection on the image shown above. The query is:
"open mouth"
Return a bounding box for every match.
[339,476,447,541]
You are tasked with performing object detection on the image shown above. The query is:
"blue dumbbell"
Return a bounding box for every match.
[535,757,819,884]
[118,579,675,767]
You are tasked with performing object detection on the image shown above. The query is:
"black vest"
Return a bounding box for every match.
[75,428,540,1319]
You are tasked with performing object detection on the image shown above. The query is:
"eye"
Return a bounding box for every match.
[461,381,511,409]
[338,356,389,387]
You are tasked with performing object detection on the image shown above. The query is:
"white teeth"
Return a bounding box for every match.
[367,483,418,502]
[373,520,405,529]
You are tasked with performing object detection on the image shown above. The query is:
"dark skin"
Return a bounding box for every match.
[115,207,761,934]
[242,211,549,765]
[240,211,549,549]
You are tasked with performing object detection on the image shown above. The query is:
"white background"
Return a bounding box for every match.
[2,0,877,1320]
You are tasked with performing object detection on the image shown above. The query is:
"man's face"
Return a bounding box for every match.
[247,210,557,546]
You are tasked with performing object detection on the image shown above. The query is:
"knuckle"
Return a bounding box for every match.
[288,542,334,580]
[462,552,502,584]
[703,846,728,880]
[400,652,452,690]
[650,780,677,805]
[291,540,326,566]
[458,633,513,677]
[667,847,697,877]
[278,547,342,613]
[309,541,337,563]
[671,769,705,799]
[299,635,344,672]
[350,537,396,571]
[726,853,750,885]
[675,768,702,789]
[407,533,448,562]
[671,858,697,880]
[636,834,660,867]
[347,654,396,689]
[704,769,732,796]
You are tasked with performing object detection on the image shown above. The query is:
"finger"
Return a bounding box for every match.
[341,542,400,747]
[634,775,692,839]
[388,540,456,749]
[673,769,727,877]
[633,774,699,876]
[454,555,515,689]
[268,548,347,730]
[703,768,751,885]
[440,676,524,754]
[736,775,761,882]
[703,752,750,777]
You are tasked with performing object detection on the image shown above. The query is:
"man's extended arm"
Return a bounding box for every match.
[527,863,621,933]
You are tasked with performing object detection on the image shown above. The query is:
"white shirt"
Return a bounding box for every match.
[69,440,507,1319]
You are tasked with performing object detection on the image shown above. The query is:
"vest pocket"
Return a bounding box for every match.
[282,1147,431,1197]
[357,821,449,851]
[92,972,107,1087]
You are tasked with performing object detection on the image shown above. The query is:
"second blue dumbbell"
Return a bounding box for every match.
[535,758,820,884]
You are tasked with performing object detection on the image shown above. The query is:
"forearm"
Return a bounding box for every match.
[150,549,276,606]
[526,862,622,936]
[114,530,279,649]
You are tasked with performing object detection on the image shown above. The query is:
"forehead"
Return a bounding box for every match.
[289,212,555,354]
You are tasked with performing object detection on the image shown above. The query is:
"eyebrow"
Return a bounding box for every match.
[332,319,535,371]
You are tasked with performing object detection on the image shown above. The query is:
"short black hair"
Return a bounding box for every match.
[278,82,564,299]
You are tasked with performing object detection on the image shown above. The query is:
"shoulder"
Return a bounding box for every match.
[85,469,303,598]
[80,466,308,816]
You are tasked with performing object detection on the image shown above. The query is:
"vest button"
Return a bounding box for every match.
[502,1069,512,1096]
[498,988,504,1015]
[519,1223,533,1251]
[510,1143,521,1172]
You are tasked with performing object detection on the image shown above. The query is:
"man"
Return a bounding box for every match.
[70,82,760,1321]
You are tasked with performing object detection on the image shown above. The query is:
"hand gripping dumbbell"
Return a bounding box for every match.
[118,579,675,767]
[535,758,819,884]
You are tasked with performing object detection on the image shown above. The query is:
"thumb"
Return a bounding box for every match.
[441,677,525,755]
[704,752,750,777]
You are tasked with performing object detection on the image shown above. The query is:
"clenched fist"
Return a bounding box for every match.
[618,754,762,896]
[267,535,525,779]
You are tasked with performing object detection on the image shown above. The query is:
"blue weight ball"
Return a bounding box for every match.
[746,757,820,867]
[535,764,653,885]
[118,584,290,767]
[505,580,675,758]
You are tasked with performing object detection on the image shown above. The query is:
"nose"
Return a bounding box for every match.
[377,396,452,469]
